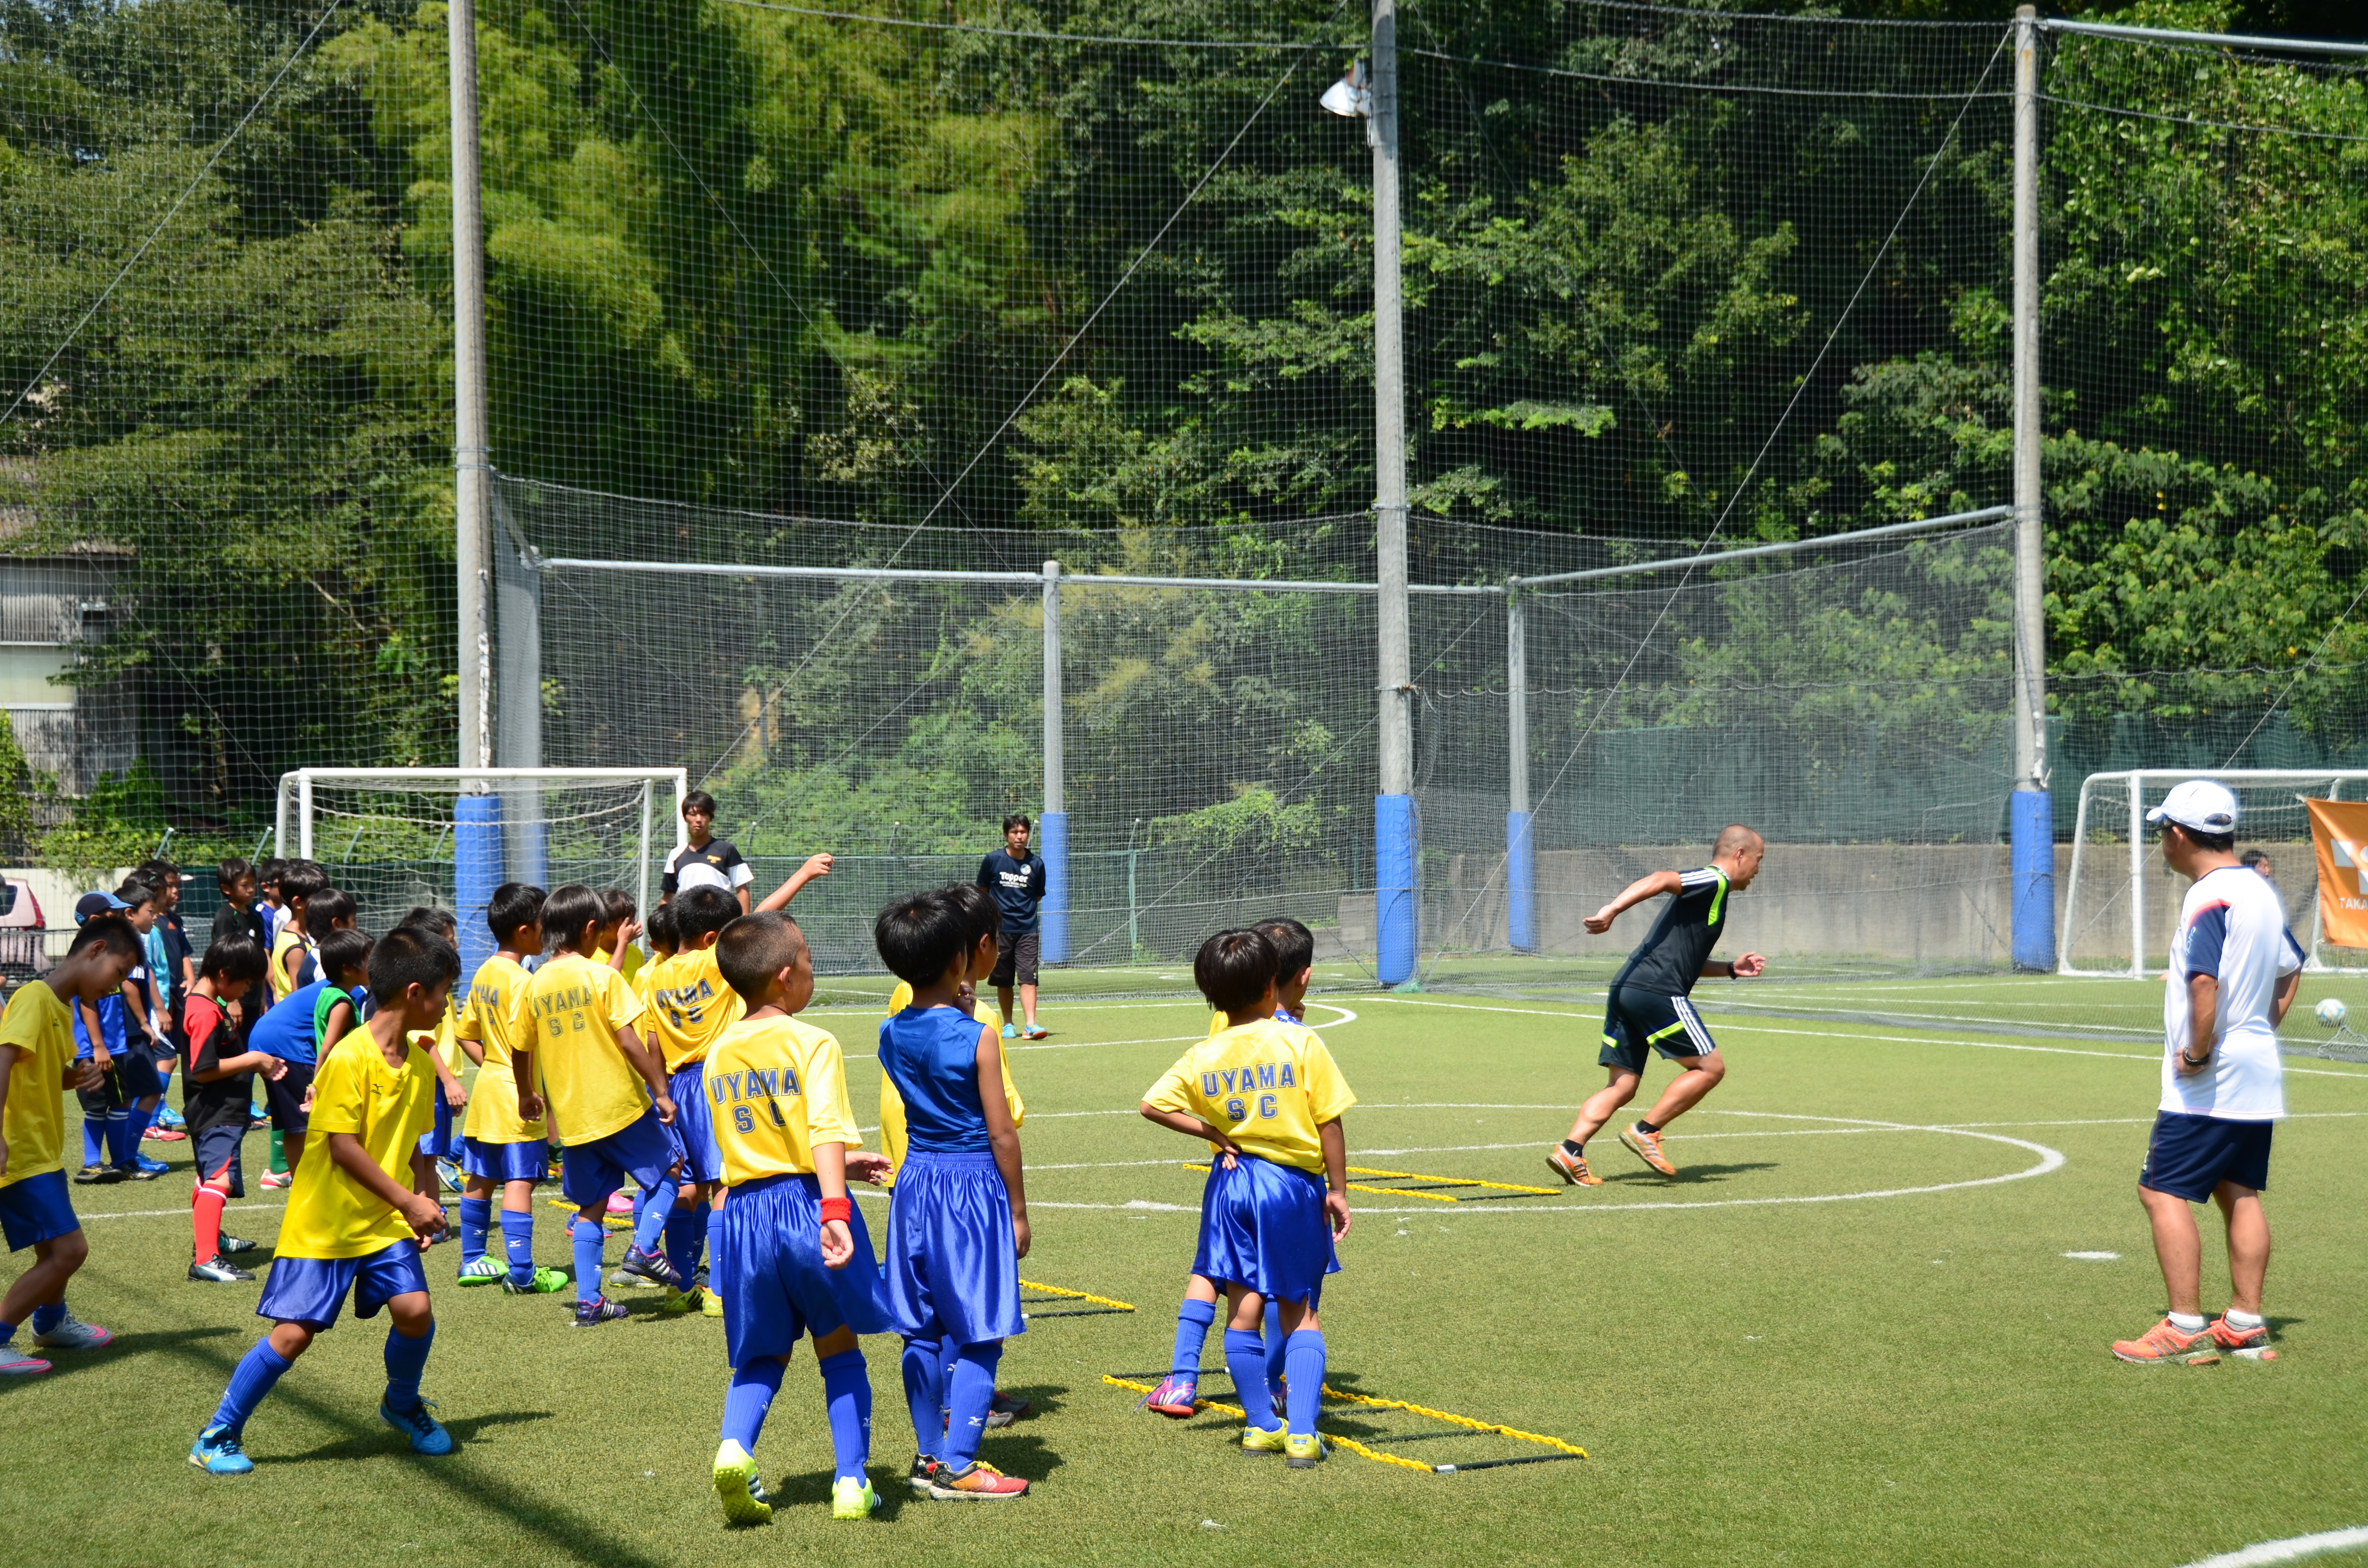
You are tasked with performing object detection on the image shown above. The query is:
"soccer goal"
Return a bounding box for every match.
[273,768,688,960]
[2059,769,2368,978]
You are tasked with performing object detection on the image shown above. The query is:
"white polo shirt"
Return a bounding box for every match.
[2161,864,2304,1121]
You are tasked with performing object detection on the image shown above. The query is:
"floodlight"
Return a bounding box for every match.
[1321,60,1370,118]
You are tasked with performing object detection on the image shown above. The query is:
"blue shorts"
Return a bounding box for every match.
[418,1092,459,1160]
[1599,988,1717,1074]
[720,1173,892,1366]
[194,1123,246,1196]
[461,1137,549,1184]
[0,1171,79,1252]
[886,1151,1024,1347]
[256,1241,429,1329]
[2140,1112,2273,1202]
[559,1111,677,1209]
[1191,1154,1338,1309]
[666,1063,722,1186]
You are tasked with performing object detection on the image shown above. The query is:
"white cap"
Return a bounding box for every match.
[2146,779,2240,836]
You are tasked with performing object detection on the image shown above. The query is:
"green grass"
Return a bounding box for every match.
[9,978,2368,1568]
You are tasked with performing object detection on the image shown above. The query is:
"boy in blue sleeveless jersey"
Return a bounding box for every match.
[874,890,1033,1501]
[1141,927,1356,1469]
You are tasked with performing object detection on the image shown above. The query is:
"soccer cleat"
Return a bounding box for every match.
[259,1168,293,1189]
[605,1188,636,1216]
[923,1459,1029,1500]
[143,1124,186,1142]
[1241,1422,1290,1455]
[457,1256,506,1286]
[30,1311,112,1351]
[2208,1314,2271,1353]
[73,1163,121,1184]
[1000,1023,1018,1040]
[437,1159,465,1195]
[1140,1375,1199,1418]
[1022,1024,1048,1041]
[0,1345,52,1375]
[906,1457,942,1497]
[657,1287,699,1316]
[1284,1433,1329,1469]
[1544,1146,1602,1187]
[190,1256,257,1284]
[714,1440,773,1525]
[189,1424,254,1474]
[831,1476,880,1520]
[380,1397,455,1456]
[617,1246,681,1290]
[2111,1317,2218,1364]
[218,1234,259,1255]
[502,1266,570,1295]
[1619,1122,1677,1176]
[573,1297,630,1326]
[156,1105,186,1130]
[124,1156,170,1181]
[987,1390,1031,1428]
[702,1285,724,1318]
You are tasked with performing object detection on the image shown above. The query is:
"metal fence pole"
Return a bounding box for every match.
[2009,2,2055,970]
[1505,580,1534,952]
[1039,560,1069,965]
[1371,0,1417,987]
[449,0,491,775]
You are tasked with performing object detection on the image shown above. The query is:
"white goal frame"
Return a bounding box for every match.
[2060,768,2368,978]
[275,767,690,923]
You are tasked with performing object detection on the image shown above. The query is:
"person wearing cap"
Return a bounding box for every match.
[2111,779,2306,1364]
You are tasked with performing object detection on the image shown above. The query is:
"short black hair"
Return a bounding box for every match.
[282,862,330,903]
[395,905,457,943]
[488,882,546,945]
[1195,927,1276,1016]
[542,884,606,952]
[683,789,717,818]
[2166,822,2237,856]
[217,856,253,889]
[601,888,637,927]
[718,911,803,1004]
[672,884,738,943]
[874,890,968,987]
[645,901,678,952]
[307,888,358,932]
[1002,813,1031,834]
[1254,916,1315,980]
[369,925,459,1008]
[68,914,142,961]
[2241,848,2271,870]
[136,858,180,884]
[199,935,267,985]
[257,857,286,888]
[317,926,374,983]
[112,876,157,911]
[945,882,1000,950]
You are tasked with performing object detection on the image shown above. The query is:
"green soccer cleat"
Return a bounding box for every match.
[1241,1422,1289,1456]
[714,1440,773,1526]
[1284,1433,1329,1469]
[657,1288,698,1316]
[832,1476,880,1519]
[702,1285,724,1318]
[502,1265,569,1295]
[457,1256,506,1286]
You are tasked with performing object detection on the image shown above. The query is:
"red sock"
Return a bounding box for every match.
[193,1181,227,1261]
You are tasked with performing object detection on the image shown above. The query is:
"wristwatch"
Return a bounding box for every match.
[2180,1048,2210,1067]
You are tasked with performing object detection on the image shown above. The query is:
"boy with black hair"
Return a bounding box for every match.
[456,884,566,1294]
[69,890,167,1183]
[250,925,367,1190]
[393,907,469,1195]
[185,936,277,1284]
[267,864,331,1004]
[113,879,176,1177]
[519,883,680,1326]
[1140,928,1356,1469]
[706,911,895,1523]
[217,859,266,951]
[647,884,743,1314]
[594,890,646,987]
[190,928,462,1474]
[874,890,1032,1500]
[0,915,141,1373]
[665,790,755,913]
[137,860,197,1140]
[976,815,1048,1040]
[254,859,287,941]
[259,886,358,1184]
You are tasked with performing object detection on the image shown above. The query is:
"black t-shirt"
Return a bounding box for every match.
[663,838,750,899]
[181,992,251,1139]
[159,911,194,994]
[1610,867,1731,998]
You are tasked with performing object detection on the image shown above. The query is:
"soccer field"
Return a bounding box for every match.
[9,977,2368,1568]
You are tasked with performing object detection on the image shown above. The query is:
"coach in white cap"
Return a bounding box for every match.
[2109,779,2304,1364]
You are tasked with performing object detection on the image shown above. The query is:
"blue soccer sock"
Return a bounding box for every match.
[30,1302,65,1335]
[938,1336,959,1418]
[818,1348,872,1484]
[1283,1329,1325,1437]
[942,1342,1002,1473]
[458,1197,493,1270]
[570,1216,607,1303]
[382,1321,434,1413]
[123,1102,153,1153]
[663,1205,702,1290]
[629,1186,672,1260]
[721,1358,785,1452]
[1225,1327,1280,1430]
[1263,1296,1287,1401]
[82,1116,104,1166]
[103,1109,132,1167]
[900,1335,945,1458]
[1170,1296,1215,1380]
[0,1320,14,1345]
[501,1209,536,1286]
[704,1206,725,1296]
[210,1340,293,1435]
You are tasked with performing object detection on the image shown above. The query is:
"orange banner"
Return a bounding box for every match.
[2306,797,2368,950]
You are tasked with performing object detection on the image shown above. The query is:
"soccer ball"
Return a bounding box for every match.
[2315,997,2347,1029]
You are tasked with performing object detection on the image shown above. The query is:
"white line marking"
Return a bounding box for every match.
[78,1200,285,1223]
[2171,1527,2368,1568]
[2063,1250,2120,1261]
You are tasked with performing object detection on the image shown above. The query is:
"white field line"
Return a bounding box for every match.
[2171,1527,2368,1568]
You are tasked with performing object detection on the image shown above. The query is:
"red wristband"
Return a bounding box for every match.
[819,1197,852,1225]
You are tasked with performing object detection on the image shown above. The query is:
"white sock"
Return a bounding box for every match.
[2169,1311,2208,1332]
[2224,1309,2263,1330]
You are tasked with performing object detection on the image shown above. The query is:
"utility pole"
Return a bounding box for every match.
[450,0,490,775]
[1370,0,1416,987]
[2010,5,2054,970]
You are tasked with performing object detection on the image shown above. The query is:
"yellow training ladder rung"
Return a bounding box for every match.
[1348,1164,1562,1198]
[1018,1278,1136,1311]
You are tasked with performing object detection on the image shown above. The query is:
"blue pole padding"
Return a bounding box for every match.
[2010,785,2056,971]
[454,793,502,997]
[1038,810,1069,966]
[1376,793,1417,986]
[1506,809,1536,953]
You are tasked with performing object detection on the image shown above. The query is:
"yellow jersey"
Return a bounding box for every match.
[523,953,652,1145]
[878,981,1021,1180]
[456,955,543,1144]
[267,926,310,1004]
[706,1014,862,1186]
[593,941,645,989]
[278,1026,436,1259]
[647,945,746,1073]
[0,980,75,1187]
[1143,1016,1356,1176]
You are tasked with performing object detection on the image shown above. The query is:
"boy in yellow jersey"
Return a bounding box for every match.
[454,884,565,1295]
[706,911,894,1524]
[189,929,461,1473]
[265,864,332,1004]
[0,916,141,1374]
[1141,927,1354,1470]
[594,889,645,988]
[517,883,680,1325]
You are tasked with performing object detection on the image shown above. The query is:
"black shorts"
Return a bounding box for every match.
[192,1121,247,1196]
[114,1046,163,1100]
[989,929,1041,988]
[1598,987,1717,1075]
[265,1062,315,1133]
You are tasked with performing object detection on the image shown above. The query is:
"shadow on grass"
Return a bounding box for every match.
[999,1381,1066,1419]
[1603,1161,1776,1187]
[275,1408,556,1464]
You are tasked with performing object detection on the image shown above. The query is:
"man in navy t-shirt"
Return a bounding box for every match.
[977,814,1048,1040]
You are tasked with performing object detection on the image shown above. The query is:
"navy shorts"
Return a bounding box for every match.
[886,1151,1024,1347]
[1191,1154,1338,1309]
[263,1061,314,1133]
[461,1137,548,1184]
[720,1173,891,1366]
[193,1123,246,1196]
[256,1241,429,1329]
[1599,987,1717,1074]
[0,1170,78,1251]
[666,1063,721,1186]
[559,1111,676,1209]
[113,1046,163,1100]
[2140,1112,2273,1202]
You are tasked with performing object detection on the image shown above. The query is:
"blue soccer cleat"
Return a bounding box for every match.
[380,1397,455,1456]
[189,1425,254,1475]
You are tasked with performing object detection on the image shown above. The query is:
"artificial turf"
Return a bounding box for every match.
[6,975,2367,1568]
